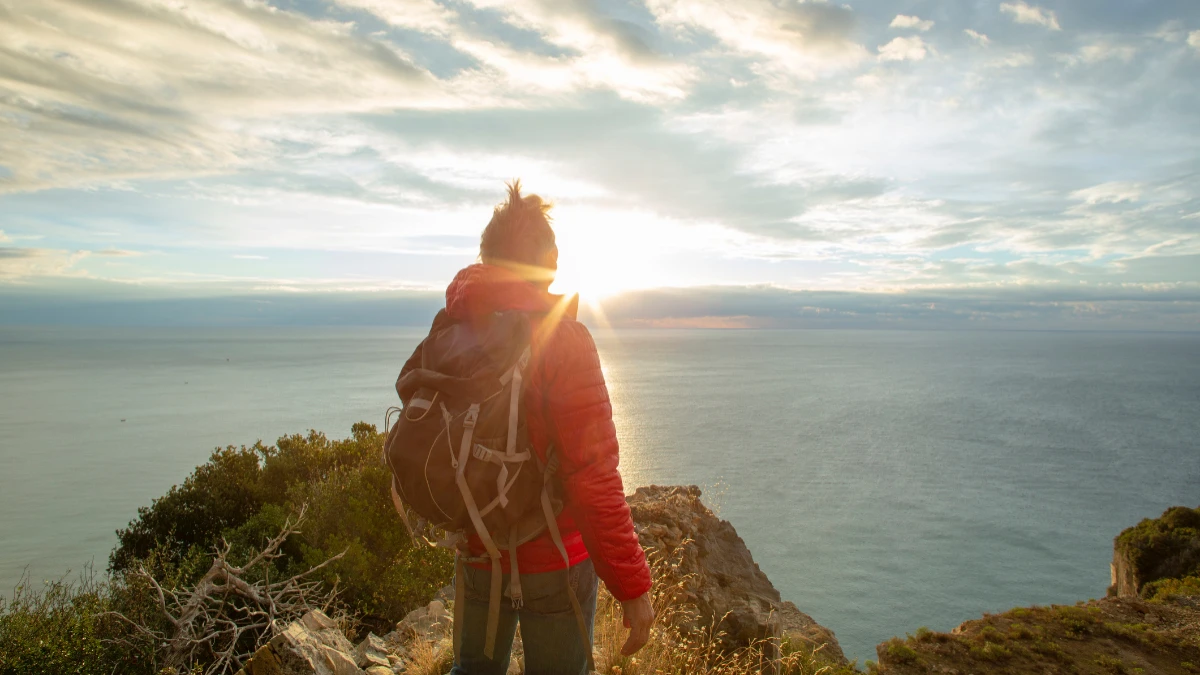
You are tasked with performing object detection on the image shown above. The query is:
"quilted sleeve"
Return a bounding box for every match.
[544,320,652,602]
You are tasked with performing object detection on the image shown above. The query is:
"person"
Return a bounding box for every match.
[397,181,654,675]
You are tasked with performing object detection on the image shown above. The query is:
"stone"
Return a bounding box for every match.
[365,668,393,675]
[433,584,455,606]
[628,485,847,665]
[237,610,364,675]
[353,633,390,669]
[395,599,453,643]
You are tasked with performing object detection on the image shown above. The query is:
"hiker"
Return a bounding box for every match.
[390,181,653,675]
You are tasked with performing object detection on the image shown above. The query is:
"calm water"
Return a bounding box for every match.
[1,326,1197,662]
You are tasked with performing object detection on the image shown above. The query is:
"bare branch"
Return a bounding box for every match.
[109,503,346,674]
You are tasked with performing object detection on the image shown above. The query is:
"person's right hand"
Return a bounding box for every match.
[619,592,655,656]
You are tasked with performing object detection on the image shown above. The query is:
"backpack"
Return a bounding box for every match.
[384,309,592,667]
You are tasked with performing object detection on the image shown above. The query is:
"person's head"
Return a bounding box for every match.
[480,180,557,288]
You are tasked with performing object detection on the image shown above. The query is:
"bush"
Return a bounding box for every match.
[1142,575,1200,603]
[109,423,453,631]
[0,568,160,675]
[1115,506,1200,593]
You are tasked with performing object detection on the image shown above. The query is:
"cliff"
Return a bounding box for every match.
[1111,506,1200,600]
[238,484,847,674]
[628,485,846,663]
[236,495,1200,675]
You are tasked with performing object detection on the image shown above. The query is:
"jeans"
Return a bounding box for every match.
[450,557,598,675]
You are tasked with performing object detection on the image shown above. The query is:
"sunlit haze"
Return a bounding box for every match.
[2,0,1199,329]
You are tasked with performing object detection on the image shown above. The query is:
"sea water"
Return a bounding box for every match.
[0,326,1197,662]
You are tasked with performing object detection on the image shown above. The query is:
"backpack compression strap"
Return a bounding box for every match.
[538,448,596,672]
[451,347,532,660]
[454,402,505,658]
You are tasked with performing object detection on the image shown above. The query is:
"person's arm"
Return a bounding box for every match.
[543,321,653,652]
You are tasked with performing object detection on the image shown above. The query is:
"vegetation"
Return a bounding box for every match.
[109,423,454,631]
[4,426,1197,674]
[1115,506,1200,595]
[871,600,1200,674]
[2,423,452,673]
[0,567,160,675]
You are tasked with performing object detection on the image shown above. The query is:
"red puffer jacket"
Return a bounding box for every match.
[398,263,652,602]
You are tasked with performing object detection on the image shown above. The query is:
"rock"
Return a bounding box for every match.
[364,668,392,675]
[1110,505,1200,598]
[627,485,847,665]
[353,633,390,669]
[395,599,452,643]
[237,610,364,675]
[433,584,455,606]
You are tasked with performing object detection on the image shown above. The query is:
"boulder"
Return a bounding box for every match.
[628,485,846,664]
[352,633,390,670]
[393,599,452,643]
[237,610,363,675]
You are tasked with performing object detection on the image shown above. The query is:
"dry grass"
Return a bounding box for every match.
[591,548,855,675]
[403,633,455,675]
[399,547,855,675]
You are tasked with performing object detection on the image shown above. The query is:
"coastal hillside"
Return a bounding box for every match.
[1,425,1197,674]
[873,505,1200,675]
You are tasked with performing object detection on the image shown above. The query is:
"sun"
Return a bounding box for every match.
[548,211,665,302]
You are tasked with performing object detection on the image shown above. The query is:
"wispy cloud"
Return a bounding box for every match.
[1000,1,1062,31]
[964,29,990,46]
[890,15,934,32]
[878,36,931,62]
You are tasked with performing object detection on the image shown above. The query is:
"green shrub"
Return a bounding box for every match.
[0,569,160,675]
[1095,654,1128,674]
[882,638,919,664]
[969,641,1012,662]
[1142,575,1200,603]
[109,423,453,632]
[1115,506,1200,593]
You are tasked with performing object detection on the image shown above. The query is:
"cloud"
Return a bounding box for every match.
[890,15,934,32]
[878,36,931,62]
[96,249,141,257]
[234,254,268,260]
[0,0,448,193]
[6,276,1200,330]
[330,0,456,35]
[964,29,990,46]
[645,0,865,78]
[0,247,87,280]
[999,1,1061,31]
[1190,30,1200,51]
[338,0,695,103]
[1070,182,1142,205]
[1072,41,1138,65]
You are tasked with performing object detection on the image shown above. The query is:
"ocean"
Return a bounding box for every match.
[1,326,1197,663]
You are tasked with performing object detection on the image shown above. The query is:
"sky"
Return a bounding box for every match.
[1,0,1199,329]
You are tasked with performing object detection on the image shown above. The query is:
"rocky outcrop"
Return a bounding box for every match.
[628,485,846,664]
[1110,505,1200,598]
[238,485,844,673]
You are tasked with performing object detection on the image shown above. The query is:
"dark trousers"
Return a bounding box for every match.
[451,558,598,675]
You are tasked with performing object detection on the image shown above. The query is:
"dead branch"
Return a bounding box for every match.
[104,504,347,675]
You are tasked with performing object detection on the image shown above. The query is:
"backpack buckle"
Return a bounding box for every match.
[463,404,480,430]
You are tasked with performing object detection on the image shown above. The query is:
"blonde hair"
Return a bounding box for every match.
[479,180,556,270]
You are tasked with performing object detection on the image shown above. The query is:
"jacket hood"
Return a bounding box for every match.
[445,263,577,321]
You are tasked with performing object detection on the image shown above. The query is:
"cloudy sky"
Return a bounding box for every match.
[2,0,1199,328]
